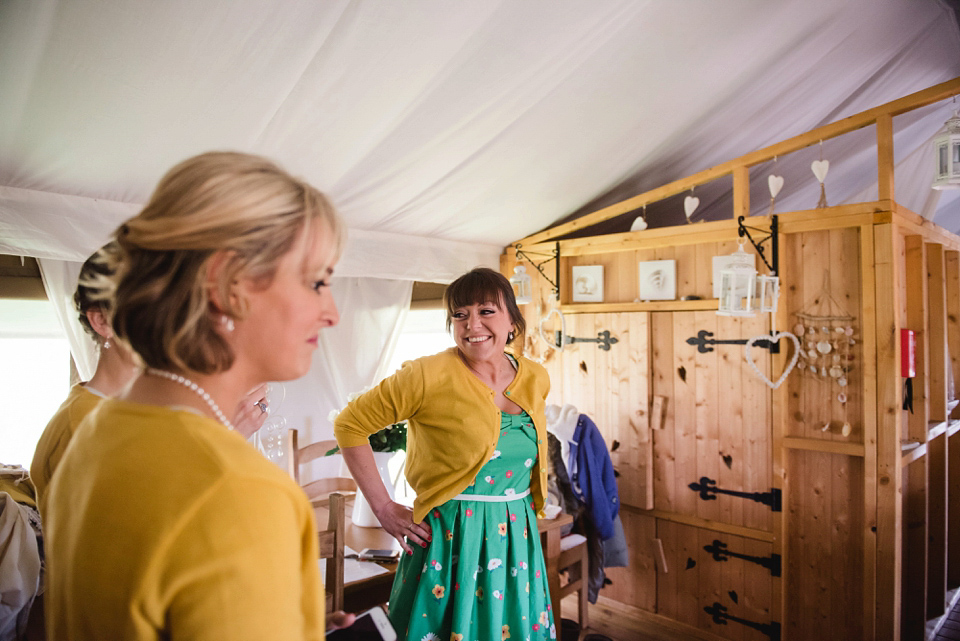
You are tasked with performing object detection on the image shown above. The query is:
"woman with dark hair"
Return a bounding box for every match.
[44,151,351,640]
[335,266,555,641]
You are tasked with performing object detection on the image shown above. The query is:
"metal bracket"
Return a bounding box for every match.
[555,329,619,351]
[688,476,782,512]
[514,242,560,300]
[704,602,781,641]
[737,214,778,276]
[686,329,780,354]
[704,539,782,577]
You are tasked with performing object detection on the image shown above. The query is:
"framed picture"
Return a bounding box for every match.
[712,253,755,299]
[637,259,676,300]
[571,265,604,302]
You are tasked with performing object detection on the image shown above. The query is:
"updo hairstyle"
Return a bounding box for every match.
[106,151,343,374]
[443,267,526,348]
[74,242,120,344]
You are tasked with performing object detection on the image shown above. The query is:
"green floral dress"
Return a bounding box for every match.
[388,411,556,641]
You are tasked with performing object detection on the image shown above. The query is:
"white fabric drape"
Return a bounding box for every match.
[36,258,96,381]
[2,0,957,261]
[276,277,413,481]
[34,264,414,444]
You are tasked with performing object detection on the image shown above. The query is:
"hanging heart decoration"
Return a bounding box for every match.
[744,330,801,389]
[767,175,784,199]
[630,216,648,231]
[811,160,830,184]
[684,195,700,220]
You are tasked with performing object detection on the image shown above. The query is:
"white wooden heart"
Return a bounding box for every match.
[744,330,800,389]
[811,159,830,184]
[684,195,699,219]
[630,216,648,231]
[767,175,784,198]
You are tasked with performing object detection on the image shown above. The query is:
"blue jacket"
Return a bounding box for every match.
[568,414,619,540]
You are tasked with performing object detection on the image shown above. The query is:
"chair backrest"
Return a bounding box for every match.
[318,492,346,613]
[285,428,358,505]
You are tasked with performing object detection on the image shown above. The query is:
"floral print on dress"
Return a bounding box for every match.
[387,410,553,641]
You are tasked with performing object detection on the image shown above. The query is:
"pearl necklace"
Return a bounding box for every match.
[145,368,234,430]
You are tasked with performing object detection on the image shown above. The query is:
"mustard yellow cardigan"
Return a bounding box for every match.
[334,347,551,523]
[31,383,103,505]
[44,400,325,640]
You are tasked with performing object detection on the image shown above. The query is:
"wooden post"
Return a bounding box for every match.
[877,114,895,203]
[860,225,879,641]
[873,224,902,641]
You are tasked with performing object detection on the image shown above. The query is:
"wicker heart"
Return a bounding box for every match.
[684,196,700,219]
[768,175,784,198]
[744,331,800,389]
[811,159,830,183]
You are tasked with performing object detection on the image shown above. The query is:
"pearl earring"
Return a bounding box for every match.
[221,315,235,332]
[508,330,515,342]
[103,339,111,349]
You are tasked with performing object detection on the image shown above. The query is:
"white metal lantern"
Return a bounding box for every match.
[717,242,758,316]
[756,273,780,314]
[509,264,532,305]
[933,110,960,190]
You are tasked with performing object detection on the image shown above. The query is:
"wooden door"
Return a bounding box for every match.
[545,311,653,510]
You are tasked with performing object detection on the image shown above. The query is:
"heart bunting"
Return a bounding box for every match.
[767,175,784,198]
[683,196,699,220]
[811,160,829,184]
[744,331,800,389]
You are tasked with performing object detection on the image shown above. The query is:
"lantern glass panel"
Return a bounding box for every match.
[510,265,532,305]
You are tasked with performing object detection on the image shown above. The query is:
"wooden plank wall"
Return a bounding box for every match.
[780,226,866,641]
[504,209,960,641]
[785,450,865,640]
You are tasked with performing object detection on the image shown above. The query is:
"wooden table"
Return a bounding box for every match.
[315,501,573,615]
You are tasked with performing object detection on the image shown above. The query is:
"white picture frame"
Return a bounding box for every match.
[712,252,755,299]
[637,259,676,301]
[571,265,604,302]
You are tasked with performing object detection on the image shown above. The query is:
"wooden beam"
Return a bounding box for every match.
[860,224,879,641]
[873,224,902,640]
[877,114,895,202]
[928,244,948,422]
[904,235,929,444]
[516,76,960,247]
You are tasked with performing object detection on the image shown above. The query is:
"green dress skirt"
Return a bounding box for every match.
[388,411,556,641]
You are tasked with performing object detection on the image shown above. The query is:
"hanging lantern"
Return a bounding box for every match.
[509,264,532,305]
[933,110,960,190]
[756,273,780,314]
[717,242,758,316]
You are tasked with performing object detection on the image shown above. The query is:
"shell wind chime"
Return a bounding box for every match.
[793,276,857,437]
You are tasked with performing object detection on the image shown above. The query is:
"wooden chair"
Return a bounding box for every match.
[319,492,347,613]
[284,428,358,505]
[556,532,589,628]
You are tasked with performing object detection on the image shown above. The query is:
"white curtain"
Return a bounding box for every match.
[36,258,96,381]
[34,261,414,461]
[275,277,414,482]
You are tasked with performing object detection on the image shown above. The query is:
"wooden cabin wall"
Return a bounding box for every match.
[504,205,960,641]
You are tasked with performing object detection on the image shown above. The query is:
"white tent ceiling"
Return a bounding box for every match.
[1,0,959,281]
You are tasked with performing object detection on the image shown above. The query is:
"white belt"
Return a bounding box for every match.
[452,488,531,503]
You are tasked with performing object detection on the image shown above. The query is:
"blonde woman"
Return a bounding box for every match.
[44,152,352,640]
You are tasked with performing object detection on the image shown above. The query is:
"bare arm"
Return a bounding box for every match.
[340,444,431,554]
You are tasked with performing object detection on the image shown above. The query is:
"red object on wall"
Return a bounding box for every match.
[901,329,916,377]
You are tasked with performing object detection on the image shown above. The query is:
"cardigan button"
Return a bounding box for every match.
[505,390,511,395]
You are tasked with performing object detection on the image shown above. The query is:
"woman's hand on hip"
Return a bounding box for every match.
[374,501,432,554]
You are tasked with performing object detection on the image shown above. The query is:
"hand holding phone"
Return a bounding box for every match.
[326,607,396,641]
